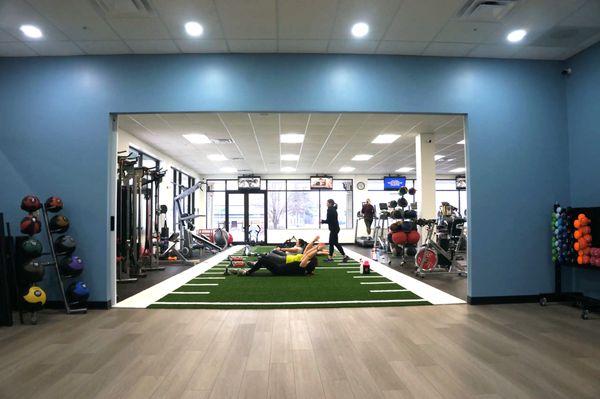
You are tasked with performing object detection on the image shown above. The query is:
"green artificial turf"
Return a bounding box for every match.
[149,246,430,309]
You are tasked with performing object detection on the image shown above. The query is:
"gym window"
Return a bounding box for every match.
[206,178,353,230]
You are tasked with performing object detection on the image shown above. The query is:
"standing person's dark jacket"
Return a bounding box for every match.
[362,203,375,218]
[322,206,340,231]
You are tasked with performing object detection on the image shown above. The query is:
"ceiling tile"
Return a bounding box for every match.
[384,0,463,41]
[278,0,337,39]
[106,17,171,40]
[376,40,427,55]
[0,28,16,42]
[560,0,600,28]
[0,41,36,56]
[422,42,476,57]
[177,39,228,53]
[216,0,277,39]
[26,40,83,56]
[228,39,277,52]
[0,0,68,41]
[278,39,328,53]
[330,0,401,40]
[468,43,518,59]
[77,40,130,55]
[328,39,378,54]
[512,45,570,60]
[125,39,179,54]
[152,0,225,39]
[27,0,119,41]
[434,21,502,44]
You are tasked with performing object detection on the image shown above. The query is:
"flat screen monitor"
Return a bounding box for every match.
[310,176,333,190]
[238,176,261,190]
[383,176,406,191]
[456,176,466,190]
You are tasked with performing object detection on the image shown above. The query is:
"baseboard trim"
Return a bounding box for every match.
[45,300,112,310]
[467,295,539,305]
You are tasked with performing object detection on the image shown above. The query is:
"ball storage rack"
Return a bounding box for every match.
[39,203,87,315]
[539,205,600,320]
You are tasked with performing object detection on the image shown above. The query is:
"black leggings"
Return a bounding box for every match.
[329,229,346,257]
[364,217,373,235]
[247,253,283,275]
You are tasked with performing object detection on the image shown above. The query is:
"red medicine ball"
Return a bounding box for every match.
[21,195,41,212]
[407,230,421,245]
[20,215,42,236]
[391,231,407,245]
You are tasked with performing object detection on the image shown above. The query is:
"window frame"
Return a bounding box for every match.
[206,178,354,230]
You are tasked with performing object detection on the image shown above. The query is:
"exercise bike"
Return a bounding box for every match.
[414,219,467,278]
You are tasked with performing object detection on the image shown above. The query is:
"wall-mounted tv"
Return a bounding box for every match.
[310,176,333,190]
[238,176,261,190]
[456,176,466,190]
[383,176,406,191]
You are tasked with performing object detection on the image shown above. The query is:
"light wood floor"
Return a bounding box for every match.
[0,304,598,399]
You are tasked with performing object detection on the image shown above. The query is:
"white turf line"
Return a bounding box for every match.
[360,281,397,285]
[353,275,386,278]
[113,245,244,309]
[171,291,210,295]
[153,299,428,306]
[369,289,408,293]
[344,248,465,305]
[184,283,219,286]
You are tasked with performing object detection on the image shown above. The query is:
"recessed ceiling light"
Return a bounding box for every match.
[281,154,299,161]
[185,21,203,37]
[351,22,369,38]
[220,167,237,174]
[434,155,445,161]
[396,167,414,173]
[457,139,465,145]
[207,154,227,161]
[280,166,296,172]
[280,133,304,143]
[450,167,466,173]
[182,133,211,144]
[446,158,455,162]
[352,154,373,161]
[339,166,355,172]
[20,24,43,39]
[507,29,527,43]
[372,134,401,144]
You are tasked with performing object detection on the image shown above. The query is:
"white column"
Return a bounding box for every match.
[415,133,436,219]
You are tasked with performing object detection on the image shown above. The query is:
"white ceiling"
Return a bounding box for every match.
[118,112,466,176]
[0,0,598,59]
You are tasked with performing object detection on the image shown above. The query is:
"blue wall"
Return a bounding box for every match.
[565,42,600,299]
[0,53,570,303]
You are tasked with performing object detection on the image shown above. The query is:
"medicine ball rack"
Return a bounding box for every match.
[38,204,87,315]
[539,206,600,320]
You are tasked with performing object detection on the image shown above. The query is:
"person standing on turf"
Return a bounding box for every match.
[361,198,375,236]
[321,199,349,263]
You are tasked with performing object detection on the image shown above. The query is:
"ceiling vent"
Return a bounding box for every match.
[457,0,518,21]
[211,138,235,144]
[89,0,155,18]
[231,157,244,161]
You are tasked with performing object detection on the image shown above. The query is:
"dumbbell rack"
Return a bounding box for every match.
[539,206,600,320]
[39,205,86,315]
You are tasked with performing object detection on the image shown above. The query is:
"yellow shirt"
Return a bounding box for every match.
[286,254,303,264]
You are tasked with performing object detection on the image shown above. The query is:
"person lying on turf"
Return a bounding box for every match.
[273,238,308,254]
[273,238,330,256]
[232,236,321,276]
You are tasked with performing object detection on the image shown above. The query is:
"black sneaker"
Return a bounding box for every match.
[342,256,350,263]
